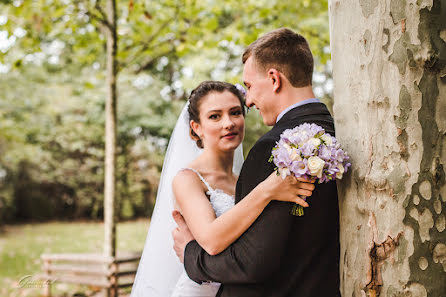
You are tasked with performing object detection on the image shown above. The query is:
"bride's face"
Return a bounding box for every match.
[191,91,245,152]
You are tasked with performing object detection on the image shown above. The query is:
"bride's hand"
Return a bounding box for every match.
[261,172,315,208]
[172,210,194,263]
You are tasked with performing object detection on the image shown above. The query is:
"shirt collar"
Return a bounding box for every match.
[275,98,320,123]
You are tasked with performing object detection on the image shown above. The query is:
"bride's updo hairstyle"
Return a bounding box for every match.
[188,81,246,148]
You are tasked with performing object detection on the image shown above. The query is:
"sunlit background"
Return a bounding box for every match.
[0,0,332,296]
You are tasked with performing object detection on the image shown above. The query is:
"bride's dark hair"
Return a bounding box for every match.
[188,81,246,148]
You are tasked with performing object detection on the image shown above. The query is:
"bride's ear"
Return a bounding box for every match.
[190,120,202,138]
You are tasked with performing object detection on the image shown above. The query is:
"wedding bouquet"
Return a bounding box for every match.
[269,123,351,216]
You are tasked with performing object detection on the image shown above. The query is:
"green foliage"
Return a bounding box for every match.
[0,0,331,222]
[0,67,169,222]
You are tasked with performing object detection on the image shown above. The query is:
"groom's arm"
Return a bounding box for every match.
[183,138,295,284]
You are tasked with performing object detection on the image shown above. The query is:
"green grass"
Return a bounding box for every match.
[0,220,150,297]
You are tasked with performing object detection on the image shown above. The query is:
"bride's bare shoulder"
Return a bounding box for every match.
[172,168,203,191]
[174,168,196,180]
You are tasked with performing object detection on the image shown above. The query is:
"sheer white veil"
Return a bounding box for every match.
[130,101,244,297]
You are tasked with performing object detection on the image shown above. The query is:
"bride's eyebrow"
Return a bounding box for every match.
[206,109,222,114]
[207,106,241,113]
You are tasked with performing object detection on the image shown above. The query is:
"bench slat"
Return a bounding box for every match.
[41,253,113,264]
[43,264,110,276]
[115,256,141,264]
[118,282,136,288]
[115,270,137,277]
[39,252,141,296]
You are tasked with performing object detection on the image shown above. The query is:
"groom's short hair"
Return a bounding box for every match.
[242,28,313,87]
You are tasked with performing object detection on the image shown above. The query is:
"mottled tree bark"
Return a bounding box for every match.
[329,0,446,296]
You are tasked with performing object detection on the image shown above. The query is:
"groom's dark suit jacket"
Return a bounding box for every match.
[184,103,341,297]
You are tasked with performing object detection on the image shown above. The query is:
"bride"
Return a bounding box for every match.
[130,81,314,297]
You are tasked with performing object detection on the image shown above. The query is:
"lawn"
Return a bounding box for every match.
[0,220,150,297]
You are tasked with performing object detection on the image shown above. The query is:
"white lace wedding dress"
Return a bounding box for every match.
[171,168,235,297]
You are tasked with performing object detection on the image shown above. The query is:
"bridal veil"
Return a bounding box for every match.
[130,102,243,297]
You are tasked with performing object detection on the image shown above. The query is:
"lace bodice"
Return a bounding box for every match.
[182,168,235,217]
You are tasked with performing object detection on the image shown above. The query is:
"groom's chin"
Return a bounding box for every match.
[262,116,276,126]
[258,111,276,126]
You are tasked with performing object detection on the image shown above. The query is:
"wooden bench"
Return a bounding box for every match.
[39,252,141,297]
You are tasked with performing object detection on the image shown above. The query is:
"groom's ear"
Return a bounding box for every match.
[268,68,281,93]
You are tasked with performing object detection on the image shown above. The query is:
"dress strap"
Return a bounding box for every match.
[182,168,214,192]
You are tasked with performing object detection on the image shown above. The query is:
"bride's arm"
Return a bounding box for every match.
[172,170,314,256]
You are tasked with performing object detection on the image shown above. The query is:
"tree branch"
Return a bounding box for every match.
[120,1,185,68]
[85,10,112,30]
[133,48,176,74]
[119,37,175,70]
[94,0,111,28]
[122,17,172,53]
[74,0,112,30]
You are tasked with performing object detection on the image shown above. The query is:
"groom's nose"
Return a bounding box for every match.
[245,96,255,108]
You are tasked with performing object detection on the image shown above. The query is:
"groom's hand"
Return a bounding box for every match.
[172,210,194,263]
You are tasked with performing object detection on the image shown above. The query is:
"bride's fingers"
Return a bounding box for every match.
[171,228,178,240]
[172,210,187,229]
[296,180,315,191]
[296,177,315,183]
[296,188,313,197]
[295,196,309,207]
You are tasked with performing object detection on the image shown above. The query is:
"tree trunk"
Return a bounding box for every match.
[104,0,118,260]
[329,0,446,296]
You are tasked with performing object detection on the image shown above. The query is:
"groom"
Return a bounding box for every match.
[173,28,341,297]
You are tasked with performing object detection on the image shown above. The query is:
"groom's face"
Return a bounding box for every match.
[243,57,276,126]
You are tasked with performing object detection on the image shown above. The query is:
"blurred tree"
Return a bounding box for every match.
[0,0,331,222]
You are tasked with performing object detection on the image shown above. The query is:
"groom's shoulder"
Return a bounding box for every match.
[249,102,335,153]
[276,102,336,135]
[250,134,276,154]
[255,125,283,147]
[243,130,279,162]
[251,118,297,151]
[247,126,285,158]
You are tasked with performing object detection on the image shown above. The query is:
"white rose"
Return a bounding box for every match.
[278,167,291,179]
[308,137,321,147]
[320,134,332,145]
[290,148,302,162]
[336,164,345,179]
[307,156,325,178]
